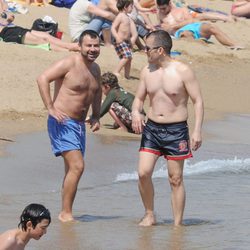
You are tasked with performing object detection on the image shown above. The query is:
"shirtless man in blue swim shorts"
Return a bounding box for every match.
[37,30,102,222]
[132,30,204,226]
[157,0,243,49]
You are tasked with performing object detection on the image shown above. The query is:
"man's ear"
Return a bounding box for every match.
[26,221,33,230]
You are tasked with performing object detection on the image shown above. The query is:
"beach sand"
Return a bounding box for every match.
[0,0,250,249]
[1,0,250,149]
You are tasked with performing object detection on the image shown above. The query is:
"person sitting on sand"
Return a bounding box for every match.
[231,0,250,18]
[0,203,51,250]
[87,72,145,132]
[0,12,80,51]
[157,0,243,49]
[69,0,116,46]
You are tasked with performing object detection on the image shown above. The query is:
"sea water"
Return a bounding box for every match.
[0,114,249,250]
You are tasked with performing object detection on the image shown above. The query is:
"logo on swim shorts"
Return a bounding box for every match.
[179,140,188,152]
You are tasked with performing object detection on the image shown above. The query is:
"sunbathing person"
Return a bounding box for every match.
[231,0,250,18]
[157,0,243,49]
[0,12,80,51]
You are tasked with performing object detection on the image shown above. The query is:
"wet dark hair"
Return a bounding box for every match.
[18,203,51,231]
[101,72,119,88]
[145,30,172,54]
[116,0,133,11]
[156,0,170,6]
[78,29,100,45]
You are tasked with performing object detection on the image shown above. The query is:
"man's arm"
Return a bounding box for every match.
[130,19,138,45]
[181,64,204,151]
[37,57,71,122]
[105,0,119,14]
[90,64,102,132]
[132,67,147,134]
[87,4,116,22]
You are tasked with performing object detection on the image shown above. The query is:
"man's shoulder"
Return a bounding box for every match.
[170,59,193,76]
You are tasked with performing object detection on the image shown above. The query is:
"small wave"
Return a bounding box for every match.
[115,157,250,182]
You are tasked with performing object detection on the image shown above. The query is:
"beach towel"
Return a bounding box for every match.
[26,43,51,51]
[187,4,228,16]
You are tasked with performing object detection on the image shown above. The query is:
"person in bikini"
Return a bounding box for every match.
[132,30,204,226]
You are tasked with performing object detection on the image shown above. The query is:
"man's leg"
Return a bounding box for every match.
[167,159,185,226]
[29,30,80,51]
[196,12,236,22]
[59,150,84,222]
[200,23,243,48]
[138,151,159,226]
[102,28,113,47]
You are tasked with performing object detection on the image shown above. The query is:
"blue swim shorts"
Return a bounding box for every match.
[47,115,86,157]
[140,119,193,160]
[175,22,202,40]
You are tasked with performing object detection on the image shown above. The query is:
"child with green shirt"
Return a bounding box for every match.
[88,72,145,132]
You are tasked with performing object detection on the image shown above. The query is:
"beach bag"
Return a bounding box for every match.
[31,18,58,37]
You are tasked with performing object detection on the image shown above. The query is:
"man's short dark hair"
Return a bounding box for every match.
[18,203,51,231]
[146,30,172,55]
[156,0,170,6]
[79,29,100,45]
[116,0,133,11]
[101,72,119,88]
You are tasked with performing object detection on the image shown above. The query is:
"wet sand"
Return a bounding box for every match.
[0,114,250,249]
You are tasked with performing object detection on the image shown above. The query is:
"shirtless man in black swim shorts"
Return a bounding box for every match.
[132,30,204,226]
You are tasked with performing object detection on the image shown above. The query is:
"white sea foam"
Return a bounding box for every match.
[115,157,250,182]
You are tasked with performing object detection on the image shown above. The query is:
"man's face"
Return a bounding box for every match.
[145,36,161,64]
[80,35,100,62]
[157,4,171,15]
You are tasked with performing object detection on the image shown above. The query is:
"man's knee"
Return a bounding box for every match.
[66,158,84,176]
[138,169,152,181]
[168,174,183,187]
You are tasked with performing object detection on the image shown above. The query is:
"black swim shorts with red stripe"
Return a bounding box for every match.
[140,119,193,160]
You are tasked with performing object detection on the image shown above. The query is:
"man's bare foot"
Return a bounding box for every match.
[139,212,156,226]
[58,212,74,222]
[229,45,245,50]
